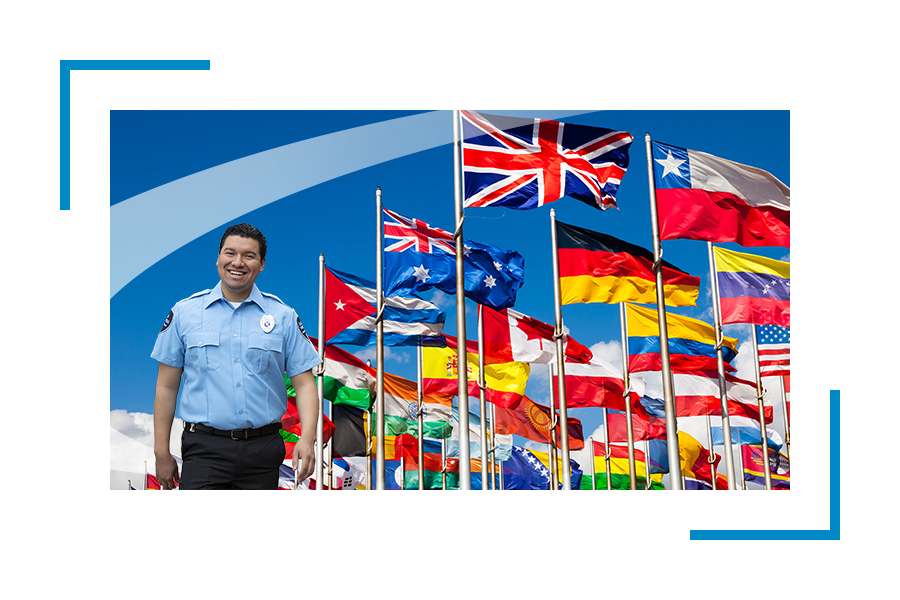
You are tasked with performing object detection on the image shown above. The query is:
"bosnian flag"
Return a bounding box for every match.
[652,141,789,247]
[481,305,592,365]
[324,266,446,347]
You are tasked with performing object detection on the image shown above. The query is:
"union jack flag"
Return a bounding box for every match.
[383,208,454,254]
[461,110,633,211]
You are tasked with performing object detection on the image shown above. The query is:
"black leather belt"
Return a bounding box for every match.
[185,421,282,440]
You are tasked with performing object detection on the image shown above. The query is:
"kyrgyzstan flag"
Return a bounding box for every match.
[493,396,584,451]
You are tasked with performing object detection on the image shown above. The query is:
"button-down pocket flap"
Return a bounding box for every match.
[249,333,284,353]
[186,331,220,349]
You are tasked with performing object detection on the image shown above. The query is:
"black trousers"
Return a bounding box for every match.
[179,428,285,490]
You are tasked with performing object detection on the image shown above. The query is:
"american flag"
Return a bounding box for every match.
[756,324,790,377]
[461,110,633,211]
[383,208,454,254]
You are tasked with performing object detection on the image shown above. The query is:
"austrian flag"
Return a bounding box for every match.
[461,111,633,211]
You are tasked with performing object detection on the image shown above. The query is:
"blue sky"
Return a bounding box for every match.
[110,109,789,476]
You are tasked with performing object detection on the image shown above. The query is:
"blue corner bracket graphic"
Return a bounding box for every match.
[59,59,211,211]
[691,389,840,541]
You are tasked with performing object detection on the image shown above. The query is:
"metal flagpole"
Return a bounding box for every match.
[619,303,637,490]
[492,402,503,490]
[547,363,559,489]
[375,188,386,490]
[705,414,717,490]
[735,442,746,490]
[644,440,653,490]
[644,133,682,490]
[452,110,471,490]
[417,344,425,490]
[549,208,572,490]
[488,398,495,490]
[315,253,326,490]
[707,242,737,489]
[441,439,447,490]
[366,360,373,490]
[477,305,489,489]
[751,325,773,490]
[781,376,790,461]
[602,408,612,490]
[143,461,147,491]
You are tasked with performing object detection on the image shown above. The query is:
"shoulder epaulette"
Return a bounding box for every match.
[260,291,286,305]
[178,289,212,304]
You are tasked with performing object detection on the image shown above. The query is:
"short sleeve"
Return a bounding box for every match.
[284,309,322,377]
[150,307,185,367]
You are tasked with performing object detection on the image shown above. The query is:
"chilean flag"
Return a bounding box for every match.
[652,141,789,248]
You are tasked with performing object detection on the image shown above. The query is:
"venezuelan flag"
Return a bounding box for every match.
[557,220,699,307]
[714,246,790,327]
[626,303,738,372]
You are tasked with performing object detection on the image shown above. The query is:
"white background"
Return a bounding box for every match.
[2,1,894,596]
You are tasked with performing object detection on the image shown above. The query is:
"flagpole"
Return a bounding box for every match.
[602,409,612,490]
[452,109,471,490]
[619,303,637,490]
[549,208,572,491]
[477,305,489,490]
[417,343,425,490]
[645,133,682,490]
[375,187,386,490]
[705,414,717,490]
[547,363,559,489]
[441,438,447,490]
[735,443,746,490]
[707,242,737,489]
[315,253,326,490]
[493,403,503,491]
[143,461,147,491]
[781,376,790,461]
[751,325,773,490]
[645,440,653,490]
[365,360,373,490]
[488,399,496,490]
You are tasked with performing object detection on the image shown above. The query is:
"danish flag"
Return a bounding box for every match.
[461,110,633,211]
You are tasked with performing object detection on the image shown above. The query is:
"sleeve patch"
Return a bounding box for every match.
[160,310,174,333]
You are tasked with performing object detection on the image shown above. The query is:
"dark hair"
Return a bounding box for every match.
[219,223,267,261]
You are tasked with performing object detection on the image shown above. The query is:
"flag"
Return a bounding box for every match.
[527,447,584,490]
[662,370,774,424]
[556,220,700,307]
[301,339,375,411]
[502,446,554,490]
[551,358,647,414]
[324,266,446,347]
[370,458,403,490]
[448,407,513,462]
[399,438,447,490]
[710,416,783,452]
[651,140,790,247]
[382,208,525,310]
[678,431,722,489]
[383,370,454,439]
[493,396,584,451]
[146,473,166,490]
[591,441,665,489]
[422,335,530,408]
[331,403,368,458]
[756,324,790,377]
[606,408,667,443]
[626,303,738,373]
[461,110,633,211]
[742,445,790,489]
[714,246,790,327]
[280,393,335,460]
[481,305,592,365]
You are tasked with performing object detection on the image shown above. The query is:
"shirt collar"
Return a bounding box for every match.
[203,282,265,310]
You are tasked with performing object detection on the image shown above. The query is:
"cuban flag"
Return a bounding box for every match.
[652,140,790,247]
[461,111,633,211]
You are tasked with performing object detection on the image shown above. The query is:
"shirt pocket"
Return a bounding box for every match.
[185,331,221,372]
[247,333,284,375]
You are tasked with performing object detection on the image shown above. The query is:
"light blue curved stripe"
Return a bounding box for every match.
[110,110,594,298]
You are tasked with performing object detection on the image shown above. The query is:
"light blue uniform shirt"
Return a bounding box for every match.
[151,282,321,430]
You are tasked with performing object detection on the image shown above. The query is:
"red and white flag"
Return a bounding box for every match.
[482,305,592,365]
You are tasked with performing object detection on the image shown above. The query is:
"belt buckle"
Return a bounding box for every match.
[231,429,248,440]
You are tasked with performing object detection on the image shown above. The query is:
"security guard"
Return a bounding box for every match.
[151,223,321,489]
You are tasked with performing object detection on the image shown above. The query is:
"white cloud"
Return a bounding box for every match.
[110,410,182,490]
[588,340,623,366]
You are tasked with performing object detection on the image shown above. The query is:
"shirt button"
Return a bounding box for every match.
[236,383,242,388]
[233,333,238,338]
[234,358,239,363]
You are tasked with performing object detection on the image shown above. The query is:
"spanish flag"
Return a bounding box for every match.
[556,220,699,307]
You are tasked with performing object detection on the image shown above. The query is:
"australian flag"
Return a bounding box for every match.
[461,110,634,211]
[382,208,525,310]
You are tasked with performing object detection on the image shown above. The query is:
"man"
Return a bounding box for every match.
[151,223,321,489]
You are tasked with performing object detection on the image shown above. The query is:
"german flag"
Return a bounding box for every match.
[556,220,699,307]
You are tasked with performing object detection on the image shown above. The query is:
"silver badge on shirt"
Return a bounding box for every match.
[260,314,275,333]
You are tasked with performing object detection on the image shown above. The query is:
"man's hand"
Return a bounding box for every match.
[155,452,180,490]
[292,437,315,483]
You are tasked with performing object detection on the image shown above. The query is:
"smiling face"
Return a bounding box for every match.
[216,235,265,302]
